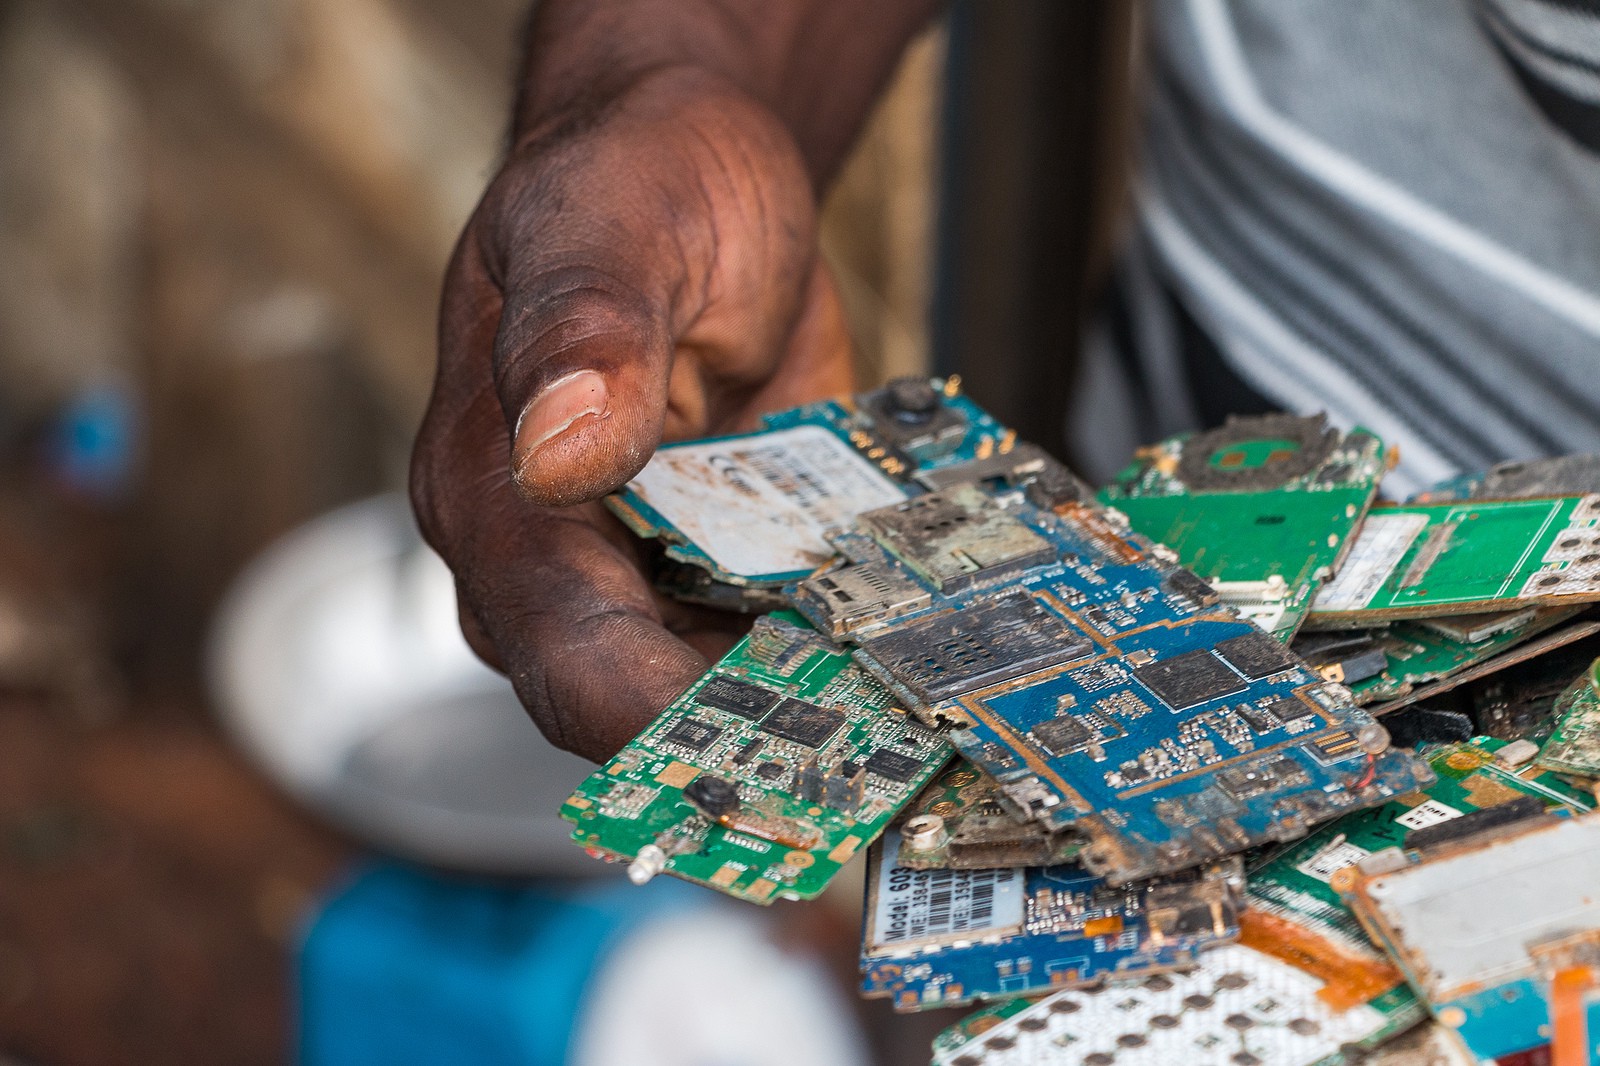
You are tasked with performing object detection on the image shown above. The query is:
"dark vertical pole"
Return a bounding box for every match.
[934,0,1132,458]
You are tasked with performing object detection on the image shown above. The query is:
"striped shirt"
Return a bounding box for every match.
[1073,0,1600,497]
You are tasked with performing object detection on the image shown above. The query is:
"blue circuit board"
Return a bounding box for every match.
[793,483,1435,885]
[859,829,1241,1012]
[604,378,1022,591]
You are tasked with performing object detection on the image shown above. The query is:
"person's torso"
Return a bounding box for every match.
[1080,0,1600,495]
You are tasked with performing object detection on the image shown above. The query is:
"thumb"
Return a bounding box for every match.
[495,267,676,508]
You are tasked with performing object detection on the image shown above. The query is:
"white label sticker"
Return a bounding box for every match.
[867,831,1025,953]
[627,425,905,580]
[1394,799,1463,831]
[1295,838,1371,883]
[1312,512,1430,612]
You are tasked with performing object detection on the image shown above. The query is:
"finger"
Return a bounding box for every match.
[453,504,711,761]
[416,241,710,762]
[482,125,693,508]
[496,264,677,508]
[484,84,824,502]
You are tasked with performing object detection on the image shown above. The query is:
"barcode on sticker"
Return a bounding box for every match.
[1295,839,1371,882]
[741,444,837,515]
[1313,513,1430,612]
[868,832,1024,950]
[1394,799,1462,831]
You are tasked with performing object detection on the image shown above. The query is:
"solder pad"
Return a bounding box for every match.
[930,945,1399,1066]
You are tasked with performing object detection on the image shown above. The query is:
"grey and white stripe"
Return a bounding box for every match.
[1075,0,1600,496]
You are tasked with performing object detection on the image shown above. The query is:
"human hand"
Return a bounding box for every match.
[412,68,854,760]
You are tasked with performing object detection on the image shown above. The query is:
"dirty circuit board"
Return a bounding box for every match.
[1334,810,1600,1062]
[1364,618,1600,719]
[1250,737,1592,958]
[567,384,1600,1064]
[1100,414,1386,641]
[605,378,1014,593]
[894,760,1084,871]
[1537,658,1600,777]
[795,483,1433,885]
[860,829,1242,1011]
[560,612,949,903]
[1243,737,1593,1045]
[1334,608,1582,705]
[1307,494,1600,626]
[929,944,1400,1066]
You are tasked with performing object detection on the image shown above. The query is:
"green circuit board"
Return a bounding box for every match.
[1249,736,1592,956]
[1100,414,1385,641]
[1307,494,1600,626]
[1536,659,1600,777]
[930,996,1034,1061]
[561,612,950,904]
[1348,609,1579,705]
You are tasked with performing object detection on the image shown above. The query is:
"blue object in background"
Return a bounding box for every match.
[44,379,141,502]
[297,861,699,1066]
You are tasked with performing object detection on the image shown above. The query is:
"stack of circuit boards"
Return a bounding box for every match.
[558,378,1600,1066]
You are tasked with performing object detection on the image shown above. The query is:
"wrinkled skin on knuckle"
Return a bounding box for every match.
[411,68,855,760]
[493,70,824,415]
[520,609,706,760]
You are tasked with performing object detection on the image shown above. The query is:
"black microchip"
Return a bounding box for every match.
[1134,650,1248,710]
[1217,756,1307,800]
[760,698,845,748]
[1161,569,1220,607]
[1236,704,1275,733]
[1119,761,1150,783]
[1263,697,1314,726]
[696,676,781,720]
[732,738,765,765]
[1405,796,1545,851]
[863,748,924,783]
[755,761,788,781]
[858,593,1093,703]
[661,717,723,752]
[1031,715,1092,756]
[1215,633,1296,680]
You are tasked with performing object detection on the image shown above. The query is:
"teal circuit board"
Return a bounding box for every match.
[560,611,949,903]
[1307,494,1600,626]
[605,377,1019,594]
[792,481,1434,885]
[1100,414,1386,642]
